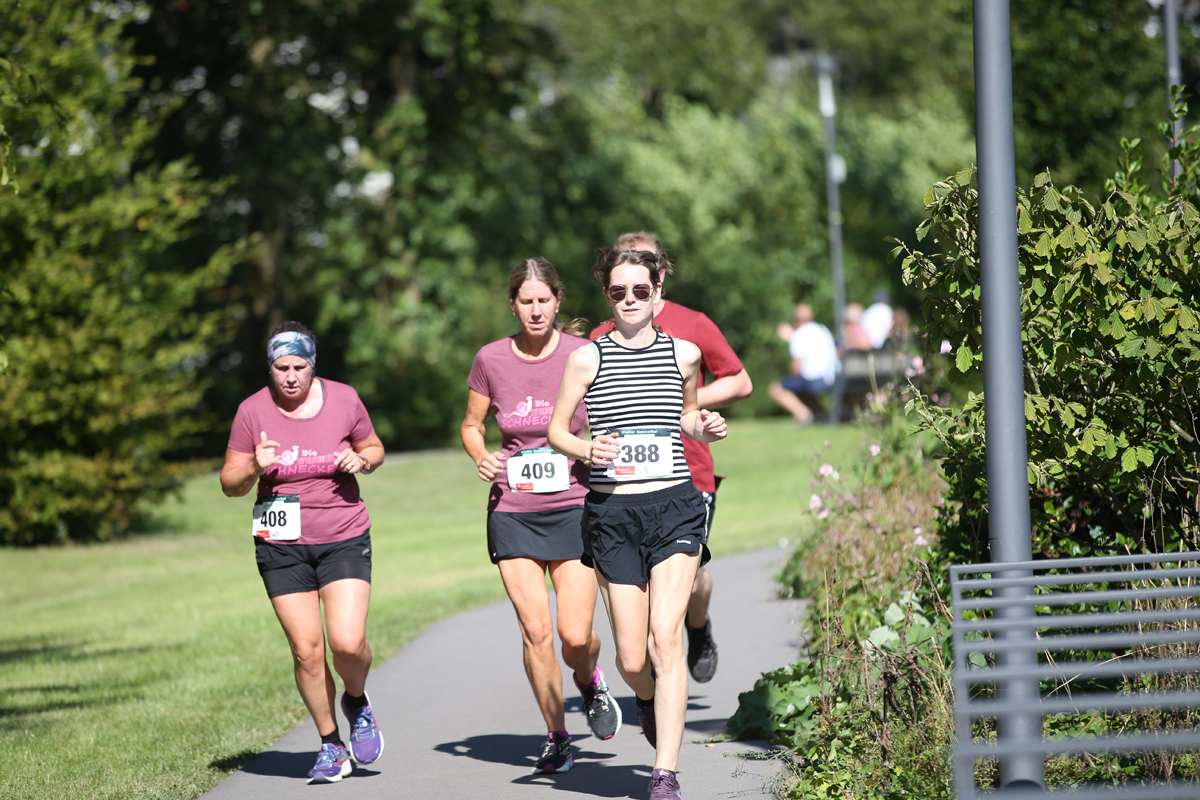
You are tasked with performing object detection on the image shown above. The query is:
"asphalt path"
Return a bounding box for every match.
[204,548,807,800]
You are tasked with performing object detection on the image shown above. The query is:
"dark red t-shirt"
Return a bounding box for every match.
[590,299,744,493]
[228,380,374,545]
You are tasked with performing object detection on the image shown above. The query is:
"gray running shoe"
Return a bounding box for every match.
[648,768,682,800]
[686,616,719,683]
[636,698,656,749]
[576,666,622,740]
[532,733,574,774]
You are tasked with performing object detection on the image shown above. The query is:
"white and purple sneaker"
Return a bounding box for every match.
[306,742,352,784]
[341,691,384,764]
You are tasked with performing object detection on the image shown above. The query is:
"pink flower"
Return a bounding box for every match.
[940,339,952,354]
[809,494,822,511]
[818,509,829,519]
[869,444,881,457]
[819,463,834,476]
[915,535,930,546]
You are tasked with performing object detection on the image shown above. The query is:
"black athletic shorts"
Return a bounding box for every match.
[581,481,711,586]
[486,506,586,564]
[700,476,723,539]
[254,531,373,598]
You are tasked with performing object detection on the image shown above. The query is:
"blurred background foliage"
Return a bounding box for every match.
[1,0,1195,541]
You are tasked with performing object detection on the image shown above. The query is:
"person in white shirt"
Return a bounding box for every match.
[768,303,838,424]
[861,291,894,350]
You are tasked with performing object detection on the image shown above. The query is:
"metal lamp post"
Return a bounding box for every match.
[1165,0,1184,184]
[973,0,1045,791]
[817,55,847,424]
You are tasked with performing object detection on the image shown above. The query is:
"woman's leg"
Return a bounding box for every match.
[319,578,373,696]
[595,573,655,701]
[270,591,338,736]
[497,557,565,731]
[547,559,600,684]
[646,550,702,772]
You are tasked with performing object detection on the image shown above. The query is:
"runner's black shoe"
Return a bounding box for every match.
[636,695,657,749]
[686,616,719,683]
[532,733,574,774]
[575,666,622,740]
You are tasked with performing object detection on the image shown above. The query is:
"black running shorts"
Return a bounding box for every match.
[581,481,711,586]
[700,487,717,538]
[486,506,586,564]
[254,531,373,598]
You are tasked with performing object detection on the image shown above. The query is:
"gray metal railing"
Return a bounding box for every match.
[951,551,1200,798]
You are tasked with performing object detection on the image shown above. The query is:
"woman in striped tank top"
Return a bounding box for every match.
[548,248,727,800]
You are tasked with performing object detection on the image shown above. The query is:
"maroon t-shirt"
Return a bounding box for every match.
[590,299,744,493]
[466,333,591,513]
[228,379,374,545]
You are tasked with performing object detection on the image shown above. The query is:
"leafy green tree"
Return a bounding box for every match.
[128,0,613,447]
[0,2,247,544]
[895,112,1200,563]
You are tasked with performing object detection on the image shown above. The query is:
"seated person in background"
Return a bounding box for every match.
[841,302,873,352]
[768,303,839,425]
[861,291,894,350]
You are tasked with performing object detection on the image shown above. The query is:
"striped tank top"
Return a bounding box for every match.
[584,331,691,484]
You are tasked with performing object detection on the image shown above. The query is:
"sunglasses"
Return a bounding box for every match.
[606,283,654,303]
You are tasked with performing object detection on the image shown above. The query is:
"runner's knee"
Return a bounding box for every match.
[648,623,684,660]
[558,625,591,657]
[615,647,649,677]
[291,639,326,674]
[520,615,555,651]
[325,629,368,662]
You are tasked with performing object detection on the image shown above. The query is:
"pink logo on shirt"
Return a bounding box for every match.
[502,397,553,427]
[265,448,338,476]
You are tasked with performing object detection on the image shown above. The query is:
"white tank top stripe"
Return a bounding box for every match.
[585,331,690,484]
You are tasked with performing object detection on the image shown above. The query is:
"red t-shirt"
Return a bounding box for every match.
[228,379,374,545]
[590,299,744,493]
[466,333,591,513]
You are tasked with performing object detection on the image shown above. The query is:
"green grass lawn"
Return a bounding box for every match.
[0,418,871,799]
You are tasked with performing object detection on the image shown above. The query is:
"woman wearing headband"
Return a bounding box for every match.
[220,322,386,785]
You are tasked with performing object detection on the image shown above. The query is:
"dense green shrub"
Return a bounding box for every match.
[894,103,1200,565]
[0,4,249,544]
[728,390,955,799]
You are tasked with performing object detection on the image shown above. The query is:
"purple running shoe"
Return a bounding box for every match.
[341,691,384,764]
[648,768,682,800]
[306,743,352,784]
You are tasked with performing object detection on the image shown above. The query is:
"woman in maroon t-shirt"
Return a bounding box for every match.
[461,258,621,774]
[220,322,386,785]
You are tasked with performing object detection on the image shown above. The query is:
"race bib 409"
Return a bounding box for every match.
[507,448,570,493]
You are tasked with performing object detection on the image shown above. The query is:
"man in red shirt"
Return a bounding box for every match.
[590,231,753,682]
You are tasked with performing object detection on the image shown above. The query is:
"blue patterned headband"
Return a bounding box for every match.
[267,332,317,368]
